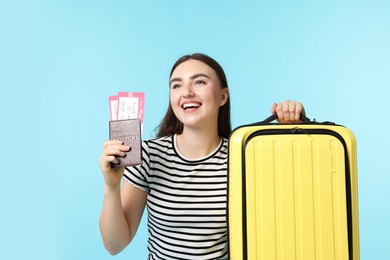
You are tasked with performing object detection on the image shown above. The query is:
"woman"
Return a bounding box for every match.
[99,53,305,259]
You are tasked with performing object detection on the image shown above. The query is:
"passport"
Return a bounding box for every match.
[109,118,142,167]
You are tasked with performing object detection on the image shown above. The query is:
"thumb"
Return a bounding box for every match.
[271,102,277,114]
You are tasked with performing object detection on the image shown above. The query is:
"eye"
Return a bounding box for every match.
[171,83,182,89]
[195,80,206,85]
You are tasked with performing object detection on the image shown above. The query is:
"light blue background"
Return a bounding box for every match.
[1,0,389,259]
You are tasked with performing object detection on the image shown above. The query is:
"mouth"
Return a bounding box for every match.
[182,102,202,110]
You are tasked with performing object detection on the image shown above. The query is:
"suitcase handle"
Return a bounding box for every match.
[262,113,311,124]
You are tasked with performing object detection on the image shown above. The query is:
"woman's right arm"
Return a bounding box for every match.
[99,140,147,255]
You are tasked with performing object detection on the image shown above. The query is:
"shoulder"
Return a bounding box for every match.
[144,135,172,147]
[222,137,228,147]
[143,135,174,155]
[221,137,228,153]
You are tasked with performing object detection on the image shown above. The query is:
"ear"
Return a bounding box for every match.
[219,88,229,106]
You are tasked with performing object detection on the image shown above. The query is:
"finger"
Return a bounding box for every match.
[297,102,305,115]
[99,155,119,168]
[271,102,277,114]
[295,110,301,121]
[103,140,123,149]
[289,102,296,121]
[282,100,291,121]
[295,102,303,121]
[109,156,119,165]
[104,144,131,156]
[275,102,284,121]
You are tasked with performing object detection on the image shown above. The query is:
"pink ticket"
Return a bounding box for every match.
[109,92,145,124]
[117,92,145,123]
[108,95,119,121]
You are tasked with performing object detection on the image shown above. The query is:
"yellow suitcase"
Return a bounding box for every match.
[228,115,359,260]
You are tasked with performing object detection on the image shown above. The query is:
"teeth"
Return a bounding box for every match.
[183,103,201,109]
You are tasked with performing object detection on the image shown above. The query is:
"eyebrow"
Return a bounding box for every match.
[170,73,211,84]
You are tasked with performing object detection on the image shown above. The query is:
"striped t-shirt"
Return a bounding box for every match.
[124,134,228,260]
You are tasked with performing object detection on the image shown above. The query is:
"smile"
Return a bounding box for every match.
[182,102,202,110]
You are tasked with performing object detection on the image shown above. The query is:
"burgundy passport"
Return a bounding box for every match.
[109,119,142,167]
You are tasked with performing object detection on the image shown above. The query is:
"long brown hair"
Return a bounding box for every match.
[156,53,231,138]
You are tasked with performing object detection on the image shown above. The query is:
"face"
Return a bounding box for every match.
[169,59,228,131]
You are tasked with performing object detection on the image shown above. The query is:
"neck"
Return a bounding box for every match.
[176,126,221,159]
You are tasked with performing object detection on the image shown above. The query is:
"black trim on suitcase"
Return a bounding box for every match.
[238,128,353,260]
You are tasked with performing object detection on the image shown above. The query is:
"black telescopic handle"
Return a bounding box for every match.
[262,113,311,124]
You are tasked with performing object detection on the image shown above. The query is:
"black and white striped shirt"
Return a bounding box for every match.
[124,134,228,260]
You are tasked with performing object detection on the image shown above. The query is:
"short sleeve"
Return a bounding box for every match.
[123,140,150,192]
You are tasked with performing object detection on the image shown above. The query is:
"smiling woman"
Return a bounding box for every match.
[168,59,229,146]
[159,53,232,140]
[98,53,305,259]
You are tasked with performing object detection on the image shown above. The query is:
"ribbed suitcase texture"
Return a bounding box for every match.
[228,122,359,260]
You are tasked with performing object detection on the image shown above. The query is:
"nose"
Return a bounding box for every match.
[182,84,195,98]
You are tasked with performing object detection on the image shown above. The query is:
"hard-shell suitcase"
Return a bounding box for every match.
[228,115,359,260]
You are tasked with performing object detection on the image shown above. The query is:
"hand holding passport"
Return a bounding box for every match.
[108,92,144,167]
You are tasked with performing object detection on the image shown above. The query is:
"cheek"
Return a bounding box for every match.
[170,93,181,113]
[170,92,178,105]
[210,89,224,105]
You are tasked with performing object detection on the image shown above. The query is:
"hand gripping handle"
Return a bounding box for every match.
[262,113,311,124]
